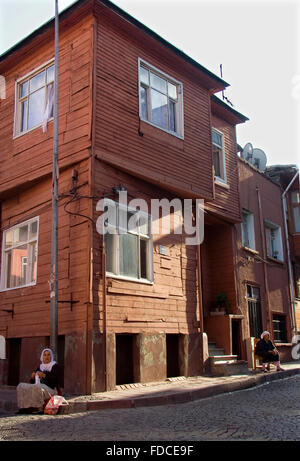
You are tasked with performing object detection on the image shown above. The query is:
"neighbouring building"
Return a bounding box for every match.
[264,165,300,336]
[0,0,295,394]
[236,157,295,366]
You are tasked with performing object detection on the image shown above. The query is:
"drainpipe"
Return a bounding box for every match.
[196,244,204,333]
[102,245,107,390]
[256,186,272,332]
[282,168,299,337]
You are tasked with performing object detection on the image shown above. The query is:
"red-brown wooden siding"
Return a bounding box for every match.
[0,10,94,198]
[93,3,215,201]
[236,159,292,339]
[0,162,91,339]
[91,160,201,335]
[205,113,241,223]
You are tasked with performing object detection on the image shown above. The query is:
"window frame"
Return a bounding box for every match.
[241,209,256,250]
[290,190,300,234]
[103,199,154,284]
[138,58,184,139]
[14,59,55,138]
[0,217,39,291]
[264,219,284,262]
[212,128,227,184]
[272,313,287,343]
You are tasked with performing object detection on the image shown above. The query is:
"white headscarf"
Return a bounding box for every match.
[261,331,270,339]
[40,348,56,372]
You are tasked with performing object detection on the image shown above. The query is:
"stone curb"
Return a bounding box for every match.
[60,368,300,415]
[1,369,299,415]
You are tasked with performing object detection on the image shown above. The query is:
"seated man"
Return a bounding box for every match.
[255,331,285,372]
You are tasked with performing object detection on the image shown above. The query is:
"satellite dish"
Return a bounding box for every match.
[241,143,253,162]
[252,148,267,172]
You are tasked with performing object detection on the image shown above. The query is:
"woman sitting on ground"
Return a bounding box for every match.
[255,331,285,372]
[16,348,60,414]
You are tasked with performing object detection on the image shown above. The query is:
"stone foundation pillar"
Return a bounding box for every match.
[138,333,166,383]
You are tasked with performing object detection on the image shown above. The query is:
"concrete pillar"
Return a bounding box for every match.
[180,333,204,377]
[138,333,166,383]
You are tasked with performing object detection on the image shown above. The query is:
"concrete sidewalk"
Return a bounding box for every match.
[1,361,300,415]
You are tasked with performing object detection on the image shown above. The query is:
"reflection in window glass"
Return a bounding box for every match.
[28,88,45,129]
[1,218,39,290]
[119,234,138,278]
[151,89,168,130]
[103,201,152,282]
[30,71,45,92]
[150,72,167,94]
[139,61,182,136]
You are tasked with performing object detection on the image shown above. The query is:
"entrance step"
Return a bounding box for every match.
[209,348,227,356]
[209,358,250,377]
[212,354,238,363]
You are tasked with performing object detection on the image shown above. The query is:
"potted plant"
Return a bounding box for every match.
[216,292,230,314]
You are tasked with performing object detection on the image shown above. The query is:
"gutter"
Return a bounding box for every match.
[282,168,299,337]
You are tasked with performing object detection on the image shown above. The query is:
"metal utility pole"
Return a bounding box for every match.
[50,0,59,360]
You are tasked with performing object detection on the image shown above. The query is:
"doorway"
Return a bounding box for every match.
[166,334,180,378]
[232,320,242,359]
[116,334,135,385]
[247,285,263,338]
[7,338,21,386]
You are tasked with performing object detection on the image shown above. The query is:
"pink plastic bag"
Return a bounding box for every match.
[44,395,68,415]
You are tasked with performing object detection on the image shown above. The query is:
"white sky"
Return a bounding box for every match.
[0,0,299,167]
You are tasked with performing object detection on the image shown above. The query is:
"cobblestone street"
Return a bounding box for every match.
[0,375,299,441]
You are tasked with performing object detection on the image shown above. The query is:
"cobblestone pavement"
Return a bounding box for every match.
[0,375,299,441]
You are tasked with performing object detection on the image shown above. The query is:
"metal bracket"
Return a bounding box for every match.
[45,293,79,311]
[1,304,14,319]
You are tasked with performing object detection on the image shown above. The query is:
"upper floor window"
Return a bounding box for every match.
[14,61,54,136]
[291,190,300,233]
[139,59,183,138]
[264,220,284,261]
[1,217,39,291]
[241,209,255,250]
[212,128,226,183]
[104,199,153,283]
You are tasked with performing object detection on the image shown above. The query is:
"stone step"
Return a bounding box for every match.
[210,360,250,377]
[212,355,238,363]
[208,348,226,356]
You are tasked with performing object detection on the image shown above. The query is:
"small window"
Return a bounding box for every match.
[272,314,287,343]
[103,200,153,283]
[241,209,255,250]
[290,190,300,233]
[139,59,183,138]
[294,264,300,299]
[15,61,54,136]
[212,128,226,183]
[264,220,284,261]
[1,217,39,290]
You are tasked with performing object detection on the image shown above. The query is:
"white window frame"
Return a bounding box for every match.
[138,58,184,139]
[14,59,54,138]
[241,209,255,250]
[264,219,284,261]
[103,199,154,284]
[1,217,39,291]
[212,128,227,184]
